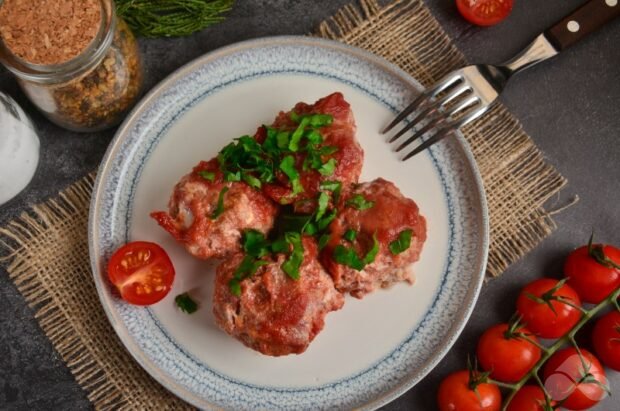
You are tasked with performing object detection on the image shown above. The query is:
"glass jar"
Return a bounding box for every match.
[0,0,143,132]
[0,92,40,205]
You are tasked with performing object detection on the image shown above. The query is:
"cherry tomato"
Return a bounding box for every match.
[506,385,555,411]
[437,370,501,411]
[543,348,608,410]
[516,278,582,339]
[456,0,514,26]
[107,241,175,305]
[477,323,541,382]
[592,310,620,371]
[564,242,620,303]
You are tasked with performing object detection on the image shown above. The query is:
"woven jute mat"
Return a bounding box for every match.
[1,0,566,409]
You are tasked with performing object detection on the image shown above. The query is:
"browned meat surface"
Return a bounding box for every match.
[213,237,344,356]
[259,92,363,211]
[321,178,427,299]
[151,159,278,259]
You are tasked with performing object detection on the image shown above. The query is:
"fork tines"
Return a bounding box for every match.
[382,72,487,161]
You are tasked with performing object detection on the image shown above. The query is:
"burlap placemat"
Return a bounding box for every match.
[1,0,566,409]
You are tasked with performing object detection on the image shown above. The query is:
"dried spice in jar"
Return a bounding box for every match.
[0,0,143,132]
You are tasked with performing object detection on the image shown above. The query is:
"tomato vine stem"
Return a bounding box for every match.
[500,285,620,410]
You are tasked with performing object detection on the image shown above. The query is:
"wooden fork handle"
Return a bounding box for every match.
[545,0,620,51]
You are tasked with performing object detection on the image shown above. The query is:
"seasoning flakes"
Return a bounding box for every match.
[0,0,102,65]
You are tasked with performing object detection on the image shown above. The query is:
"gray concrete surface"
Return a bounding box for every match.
[1,0,619,409]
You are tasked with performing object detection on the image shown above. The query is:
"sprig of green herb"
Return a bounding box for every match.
[116,0,234,38]
[211,186,228,219]
[346,194,375,210]
[389,229,413,255]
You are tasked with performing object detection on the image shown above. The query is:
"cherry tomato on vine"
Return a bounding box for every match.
[516,278,582,339]
[592,310,620,371]
[438,370,501,411]
[564,237,620,303]
[456,0,514,26]
[107,241,175,305]
[506,385,555,411]
[543,347,608,410]
[477,323,541,382]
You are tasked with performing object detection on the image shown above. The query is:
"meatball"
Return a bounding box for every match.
[213,237,344,356]
[320,178,427,299]
[151,159,278,259]
[260,92,364,210]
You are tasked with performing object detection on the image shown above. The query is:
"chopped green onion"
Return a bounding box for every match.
[289,117,310,152]
[318,158,337,176]
[198,170,215,181]
[318,233,331,250]
[211,187,229,219]
[389,229,413,255]
[363,232,380,265]
[279,155,304,196]
[315,192,329,221]
[277,131,290,149]
[242,230,270,258]
[320,180,342,202]
[281,232,304,280]
[317,209,337,231]
[175,293,198,314]
[228,279,241,296]
[346,194,375,210]
[224,171,241,182]
[344,229,357,242]
[242,173,262,189]
[333,245,365,270]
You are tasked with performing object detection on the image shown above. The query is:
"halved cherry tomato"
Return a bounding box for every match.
[543,347,608,410]
[437,370,501,411]
[516,278,582,339]
[456,0,514,26]
[477,323,541,382]
[592,310,620,371]
[564,240,620,303]
[107,241,175,305]
[506,385,555,411]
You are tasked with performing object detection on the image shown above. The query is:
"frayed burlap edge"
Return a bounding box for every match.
[0,174,193,411]
[0,0,568,409]
[318,0,567,276]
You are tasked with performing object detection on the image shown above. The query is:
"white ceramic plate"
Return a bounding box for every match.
[90,36,488,410]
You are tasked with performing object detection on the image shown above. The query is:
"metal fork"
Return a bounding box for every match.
[383,0,620,161]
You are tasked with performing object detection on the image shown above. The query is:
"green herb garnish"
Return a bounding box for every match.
[290,112,334,127]
[289,117,310,152]
[332,232,379,270]
[346,194,375,210]
[281,232,304,280]
[363,232,380,265]
[344,229,357,242]
[228,255,269,295]
[318,233,331,250]
[279,155,304,196]
[198,170,215,181]
[242,230,270,258]
[318,158,337,176]
[225,171,241,182]
[333,245,365,270]
[389,229,413,255]
[242,173,262,189]
[116,0,233,38]
[315,192,329,221]
[175,293,198,314]
[317,209,337,231]
[320,180,342,202]
[211,187,229,219]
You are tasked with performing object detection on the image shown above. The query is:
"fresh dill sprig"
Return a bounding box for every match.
[116,0,234,38]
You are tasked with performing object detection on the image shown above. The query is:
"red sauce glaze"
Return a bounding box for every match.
[260,92,363,208]
[213,237,344,356]
[321,178,427,298]
[150,159,278,259]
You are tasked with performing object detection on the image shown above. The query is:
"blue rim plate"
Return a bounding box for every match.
[89,36,488,410]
